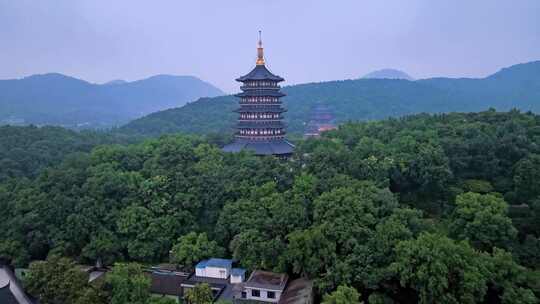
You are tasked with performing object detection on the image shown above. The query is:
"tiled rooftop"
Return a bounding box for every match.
[244,270,288,291]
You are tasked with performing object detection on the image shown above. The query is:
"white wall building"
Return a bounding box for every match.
[236,270,288,303]
[195,258,233,279]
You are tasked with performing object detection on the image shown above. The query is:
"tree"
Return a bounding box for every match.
[286,226,337,279]
[513,154,540,201]
[450,192,517,251]
[391,233,490,304]
[106,263,151,304]
[170,232,224,268]
[321,285,362,304]
[230,229,285,271]
[24,256,103,304]
[148,297,179,304]
[185,283,213,304]
[487,248,537,304]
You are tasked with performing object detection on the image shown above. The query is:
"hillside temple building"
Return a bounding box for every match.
[223,32,295,157]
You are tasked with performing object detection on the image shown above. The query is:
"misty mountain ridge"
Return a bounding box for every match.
[0,73,224,128]
[121,60,540,136]
[363,68,414,80]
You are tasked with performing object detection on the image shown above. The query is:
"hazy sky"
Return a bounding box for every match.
[1,0,539,92]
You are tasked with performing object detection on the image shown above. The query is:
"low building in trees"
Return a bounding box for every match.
[304,103,336,138]
[147,264,191,303]
[181,258,246,301]
[233,270,313,304]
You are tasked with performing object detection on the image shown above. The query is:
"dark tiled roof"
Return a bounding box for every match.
[235,90,286,98]
[244,271,288,291]
[0,266,33,304]
[0,284,19,304]
[223,139,295,156]
[147,271,189,296]
[236,65,284,82]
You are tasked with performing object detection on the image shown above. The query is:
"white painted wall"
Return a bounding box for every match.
[205,266,230,279]
[244,287,281,303]
[231,273,244,284]
[196,265,230,279]
[195,267,206,277]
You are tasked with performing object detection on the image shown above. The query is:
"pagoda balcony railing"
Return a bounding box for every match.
[239,100,282,105]
[240,85,281,90]
[235,135,286,140]
[237,118,283,122]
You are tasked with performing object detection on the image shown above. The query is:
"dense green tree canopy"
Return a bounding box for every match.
[321,285,362,304]
[2,110,540,303]
[450,192,518,251]
[170,232,224,268]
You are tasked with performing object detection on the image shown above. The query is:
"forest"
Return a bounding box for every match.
[1,110,539,303]
[120,61,540,137]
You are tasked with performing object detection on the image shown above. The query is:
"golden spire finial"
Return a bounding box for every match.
[256,30,265,65]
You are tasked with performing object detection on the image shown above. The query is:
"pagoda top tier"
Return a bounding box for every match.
[236,32,284,83]
[236,64,284,83]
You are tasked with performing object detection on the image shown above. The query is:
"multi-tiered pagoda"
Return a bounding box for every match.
[223,33,294,157]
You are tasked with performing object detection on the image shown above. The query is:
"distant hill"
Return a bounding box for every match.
[103,79,127,85]
[363,69,414,80]
[0,73,224,128]
[120,61,540,137]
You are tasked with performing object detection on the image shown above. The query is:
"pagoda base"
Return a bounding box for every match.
[222,138,295,156]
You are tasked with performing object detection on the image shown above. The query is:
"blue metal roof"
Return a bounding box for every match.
[231,268,246,276]
[195,260,208,269]
[205,258,232,268]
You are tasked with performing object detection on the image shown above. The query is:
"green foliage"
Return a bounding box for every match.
[487,248,537,304]
[391,233,490,304]
[0,125,136,182]
[148,297,179,304]
[107,263,151,304]
[24,256,107,304]
[367,292,394,304]
[170,232,225,268]
[321,285,362,304]
[450,192,517,251]
[462,179,494,194]
[185,283,213,304]
[514,154,540,201]
[2,110,540,303]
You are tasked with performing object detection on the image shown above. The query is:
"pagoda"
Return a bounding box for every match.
[223,32,294,157]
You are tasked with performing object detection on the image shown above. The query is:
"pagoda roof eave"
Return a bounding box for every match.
[236,65,285,82]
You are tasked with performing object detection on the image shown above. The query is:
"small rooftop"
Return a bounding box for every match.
[278,278,313,304]
[244,270,288,291]
[231,268,247,277]
[147,271,189,297]
[196,258,233,269]
[182,274,235,301]
[0,266,33,304]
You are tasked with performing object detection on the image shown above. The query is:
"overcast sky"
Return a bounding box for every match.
[1,0,539,92]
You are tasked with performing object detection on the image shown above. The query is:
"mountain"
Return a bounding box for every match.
[363,69,414,80]
[120,61,540,137]
[103,79,127,85]
[0,73,224,128]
